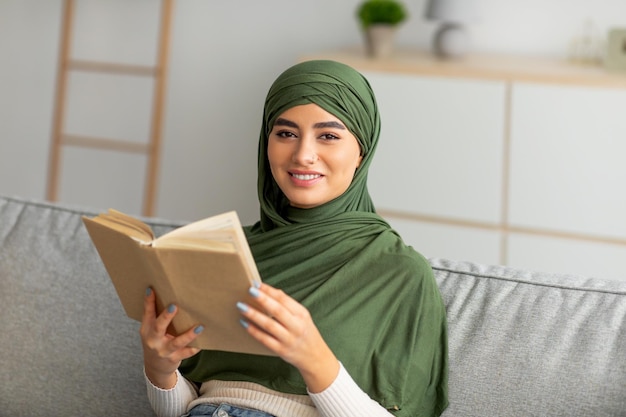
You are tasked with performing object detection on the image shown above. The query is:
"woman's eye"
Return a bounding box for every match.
[276,131,296,138]
[320,133,339,141]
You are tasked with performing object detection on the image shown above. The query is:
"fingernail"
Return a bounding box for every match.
[145,288,152,296]
[239,319,249,329]
[236,301,249,313]
[252,280,261,289]
[249,286,260,298]
[194,325,204,334]
[167,304,176,314]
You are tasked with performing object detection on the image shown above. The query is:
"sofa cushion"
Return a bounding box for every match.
[431,258,626,417]
[0,195,183,416]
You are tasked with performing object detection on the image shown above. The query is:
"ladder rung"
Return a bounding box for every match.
[62,134,150,154]
[68,60,159,77]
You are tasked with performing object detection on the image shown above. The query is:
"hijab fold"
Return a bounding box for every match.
[180,60,448,416]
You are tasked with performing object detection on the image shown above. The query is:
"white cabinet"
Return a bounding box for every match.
[507,82,626,280]
[302,49,626,281]
[364,72,506,266]
[510,83,626,240]
[366,72,506,225]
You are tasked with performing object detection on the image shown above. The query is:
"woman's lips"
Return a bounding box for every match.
[289,171,323,186]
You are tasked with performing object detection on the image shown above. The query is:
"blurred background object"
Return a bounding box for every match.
[425,0,480,58]
[356,0,408,58]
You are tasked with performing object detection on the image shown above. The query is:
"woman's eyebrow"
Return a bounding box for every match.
[274,118,298,128]
[274,118,346,130]
[313,121,346,130]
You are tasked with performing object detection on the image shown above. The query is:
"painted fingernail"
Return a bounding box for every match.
[167,304,176,314]
[236,301,249,313]
[145,287,152,296]
[252,280,261,289]
[194,325,204,334]
[239,319,249,329]
[249,286,260,298]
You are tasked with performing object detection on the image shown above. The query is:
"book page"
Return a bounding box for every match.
[106,209,155,238]
[156,247,272,355]
[156,210,262,291]
[155,211,241,252]
[91,210,154,244]
[154,230,237,252]
[158,211,238,240]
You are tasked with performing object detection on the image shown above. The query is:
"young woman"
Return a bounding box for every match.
[140,60,448,417]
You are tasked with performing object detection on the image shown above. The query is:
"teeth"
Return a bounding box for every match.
[292,173,321,180]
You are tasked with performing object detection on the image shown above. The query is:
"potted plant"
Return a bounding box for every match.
[356,0,408,58]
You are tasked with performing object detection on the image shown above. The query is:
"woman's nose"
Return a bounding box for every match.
[292,138,318,165]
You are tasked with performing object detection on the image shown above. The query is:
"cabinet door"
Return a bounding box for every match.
[365,72,506,223]
[386,217,502,265]
[362,72,506,260]
[509,82,626,280]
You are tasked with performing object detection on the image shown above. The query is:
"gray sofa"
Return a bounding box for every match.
[1,194,624,416]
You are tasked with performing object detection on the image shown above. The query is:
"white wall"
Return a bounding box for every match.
[1,0,625,224]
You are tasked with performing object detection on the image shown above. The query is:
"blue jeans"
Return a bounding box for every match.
[182,403,276,417]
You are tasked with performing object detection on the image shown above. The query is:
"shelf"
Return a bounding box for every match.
[301,47,626,90]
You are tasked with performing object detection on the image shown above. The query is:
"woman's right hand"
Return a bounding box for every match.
[140,288,204,389]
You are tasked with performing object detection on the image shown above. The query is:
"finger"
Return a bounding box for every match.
[140,288,159,339]
[238,296,297,344]
[241,317,284,353]
[153,303,178,335]
[257,284,304,316]
[250,284,307,329]
[142,287,157,323]
[176,346,201,361]
[237,300,283,334]
[169,324,205,353]
[239,305,312,361]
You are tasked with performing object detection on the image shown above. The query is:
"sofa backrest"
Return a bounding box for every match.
[0,195,183,416]
[431,258,626,417]
[1,195,625,416]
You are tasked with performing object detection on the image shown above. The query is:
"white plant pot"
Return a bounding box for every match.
[365,24,397,59]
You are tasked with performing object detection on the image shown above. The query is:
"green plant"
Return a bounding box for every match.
[357,0,408,28]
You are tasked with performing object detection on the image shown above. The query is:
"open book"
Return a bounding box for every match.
[82,209,273,356]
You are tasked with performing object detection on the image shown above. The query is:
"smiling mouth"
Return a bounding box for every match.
[290,173,322,180]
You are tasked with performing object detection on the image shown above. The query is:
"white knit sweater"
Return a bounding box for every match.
[145,362,393,417]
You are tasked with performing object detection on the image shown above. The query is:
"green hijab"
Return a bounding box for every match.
[180,60,448,416]
[257,59,379,229]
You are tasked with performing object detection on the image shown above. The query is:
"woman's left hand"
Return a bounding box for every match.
[237,283,340,393]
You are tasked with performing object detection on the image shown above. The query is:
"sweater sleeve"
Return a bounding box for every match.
[308,362,394,417]
[145,369,199,417]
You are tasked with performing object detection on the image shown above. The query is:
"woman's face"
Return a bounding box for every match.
[267,104,363,209]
